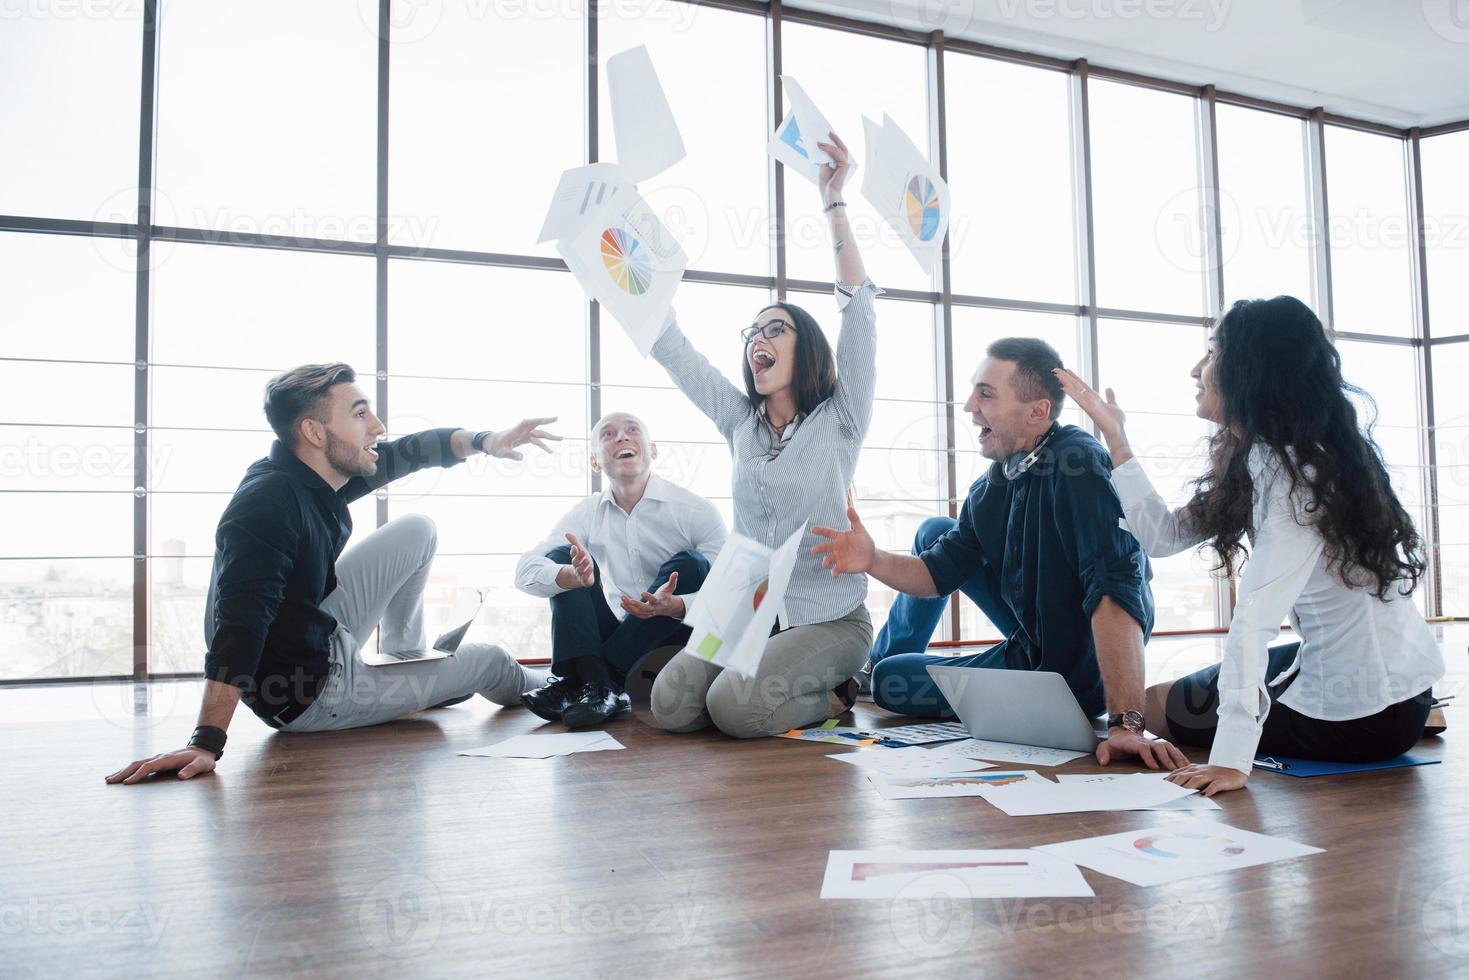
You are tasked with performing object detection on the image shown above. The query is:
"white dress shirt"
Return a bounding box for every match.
[515,473,726,621]
[1112,445,1444,773]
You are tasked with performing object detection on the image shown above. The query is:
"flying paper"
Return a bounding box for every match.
[860,113,950,272]
[606,45,686,183]
[767,76,847,187]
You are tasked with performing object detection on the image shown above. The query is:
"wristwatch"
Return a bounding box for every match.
[1106,710,1145,736]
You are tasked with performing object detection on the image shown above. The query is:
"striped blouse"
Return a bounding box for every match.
[651,281,880,628]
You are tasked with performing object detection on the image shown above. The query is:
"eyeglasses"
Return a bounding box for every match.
[741,320,796,345]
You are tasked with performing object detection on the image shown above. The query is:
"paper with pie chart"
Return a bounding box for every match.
[555,188,689,357]
[680,524,806,678]
[820,849,1094,900]
[1036,818,1324,887]
[860,113,950,273]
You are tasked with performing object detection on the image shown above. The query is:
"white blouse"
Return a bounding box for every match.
[1112,445,1444,773]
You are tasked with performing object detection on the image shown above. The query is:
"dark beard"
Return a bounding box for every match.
[325,429,376,479]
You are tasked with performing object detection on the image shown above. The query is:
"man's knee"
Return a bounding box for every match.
[871,655,948,717]
[666,550,710,591]
[914,515,957,554]
[385,512,438,558]
[705,679,777,739]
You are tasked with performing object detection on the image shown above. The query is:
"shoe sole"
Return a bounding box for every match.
[563,700,631,729]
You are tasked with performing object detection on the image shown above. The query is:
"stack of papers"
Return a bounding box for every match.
[930,737,1091,768]
[459,732,625,759]
[1055,773,1221,811]
[1036,818,1324,886]
[853,721,968,746]
[973,772,1199,816]
[821,849,1094,899]
[828,750,995,778]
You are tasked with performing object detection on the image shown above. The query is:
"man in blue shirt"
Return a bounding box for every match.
[813,338,1186,768]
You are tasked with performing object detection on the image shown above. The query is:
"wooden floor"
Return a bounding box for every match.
[3,627,1467,979]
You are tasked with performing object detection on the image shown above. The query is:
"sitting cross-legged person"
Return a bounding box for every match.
[515,411,726,728]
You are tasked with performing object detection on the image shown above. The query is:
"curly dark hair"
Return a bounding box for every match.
[1181,296,1424,599]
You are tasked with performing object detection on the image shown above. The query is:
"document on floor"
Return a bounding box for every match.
[767,76,849,187]
[853,721,969,746]
[860,113,950,273]
[975,772,1199,816]
[930,737,1091,768]
[777,720,880,747]
[680,525,805,678]
[820,849,1094,899]
[829,748,995,778]
[1035,817,1324,887]
[869,770,1042,801]
[605,44,685,183]
[459,732,625,759]
[1055,773,1222,811]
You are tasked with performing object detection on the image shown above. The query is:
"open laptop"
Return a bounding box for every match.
[359,588,484,667]
[925,665,1101,753]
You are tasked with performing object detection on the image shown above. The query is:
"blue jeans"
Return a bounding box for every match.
[869,515,1105,719]
[545,546,709,690]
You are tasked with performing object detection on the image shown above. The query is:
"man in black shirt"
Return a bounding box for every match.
[107,363,560,783]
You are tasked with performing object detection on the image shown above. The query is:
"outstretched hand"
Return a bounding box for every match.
[1166,763,1250,796]
[620,572,685,620]
[563,532,595,588]
[817,130,853,202]
[486,417,561,461]
[811,506,876,578]
[105,747,216,785]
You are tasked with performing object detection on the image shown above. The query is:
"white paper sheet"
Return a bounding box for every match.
[1035,817,1324,887]
[681,525,804,677]
[606,45,686,183]
[975,772,1199,817]
[859,113,950,272]
[459,732,625,759]
[537,162,633,244]
[869,769,1043,801]
[821,849,1094,900]
[556,188,688,356]
[1055,773,1222,811]
[775,724,881,747]
[930,737,1091,768]
[767,76,842,187]
[829,749,995,778]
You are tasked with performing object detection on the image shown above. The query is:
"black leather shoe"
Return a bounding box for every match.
[520,675,579,723]
[561,683,632,728]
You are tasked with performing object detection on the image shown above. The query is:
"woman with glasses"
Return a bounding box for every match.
[1054,295,1444,795]
[645,130,879,738]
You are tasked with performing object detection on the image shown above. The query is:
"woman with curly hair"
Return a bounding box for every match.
[1055,295,1444,795]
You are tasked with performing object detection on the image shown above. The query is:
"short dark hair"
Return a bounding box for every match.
[743,302,837,417]
[984,337,1065,420]
[263,363,356,449]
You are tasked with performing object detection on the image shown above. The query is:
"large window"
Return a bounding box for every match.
[1,3,1456,681]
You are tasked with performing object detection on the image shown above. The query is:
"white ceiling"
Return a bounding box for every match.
[789,0,1469,129]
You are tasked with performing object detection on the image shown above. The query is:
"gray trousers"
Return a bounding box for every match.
[649,605,872,738]
[284,514,542,733]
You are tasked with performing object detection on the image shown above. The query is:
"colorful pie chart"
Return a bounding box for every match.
[600,227,654,296]
[905,175,941,242]
[1131,833,1246,860]
[753,578,769,611]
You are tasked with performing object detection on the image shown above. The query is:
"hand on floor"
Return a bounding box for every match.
[1095,729,1189,770]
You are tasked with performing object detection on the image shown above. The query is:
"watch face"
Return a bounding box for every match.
[1124,710,1145,732]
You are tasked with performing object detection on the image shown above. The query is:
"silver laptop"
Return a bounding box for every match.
[925,665,1101,753]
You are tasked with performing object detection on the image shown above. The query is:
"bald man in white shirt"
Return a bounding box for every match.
[515,412,726,727]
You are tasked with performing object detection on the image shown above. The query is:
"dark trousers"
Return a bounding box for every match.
[545,546,709,690]
[1165,640,1434,762]
[868,516,1105,719]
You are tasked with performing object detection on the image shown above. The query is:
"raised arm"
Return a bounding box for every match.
[1053,367,1206,557]
[650,316,753,440]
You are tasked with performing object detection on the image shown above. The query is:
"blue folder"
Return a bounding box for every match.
[1252,753,1440,777]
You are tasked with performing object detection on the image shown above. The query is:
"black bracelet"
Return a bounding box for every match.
[823,200,846,212]
[471,430,494,453]
[189,725,227,761]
